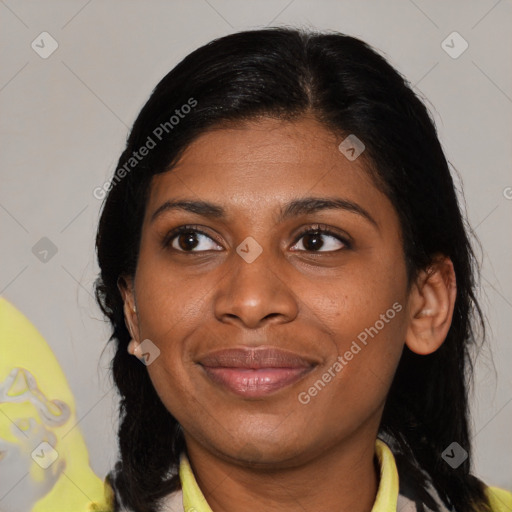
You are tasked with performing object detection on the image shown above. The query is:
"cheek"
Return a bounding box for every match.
[320,255,407,354]
[132,258,223,416]
[304,260,408,414]
[134,250,210,342]
[296,309,406,442]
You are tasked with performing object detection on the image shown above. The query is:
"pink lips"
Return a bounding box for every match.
[197,347,316,398]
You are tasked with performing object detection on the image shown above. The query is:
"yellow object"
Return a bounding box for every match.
[0,296,111,511]
[486,487,512,512]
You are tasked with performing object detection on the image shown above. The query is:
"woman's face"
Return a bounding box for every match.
[129,116,413,466]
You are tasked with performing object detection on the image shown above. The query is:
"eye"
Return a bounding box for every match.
[290,224,350,252]
[162,224,351,254]
[162,225,223,253]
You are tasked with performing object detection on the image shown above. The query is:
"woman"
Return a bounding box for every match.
[94,27,512,512]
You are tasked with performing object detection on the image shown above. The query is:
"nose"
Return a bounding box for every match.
[213,244,299,329]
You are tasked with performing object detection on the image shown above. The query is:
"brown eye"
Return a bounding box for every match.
[175,231,201,251]
[162,226,223,252]
[290,226,350,252]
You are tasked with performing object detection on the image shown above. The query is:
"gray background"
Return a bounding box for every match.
[1,0,511,493]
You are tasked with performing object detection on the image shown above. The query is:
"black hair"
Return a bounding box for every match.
[94,26,490,511]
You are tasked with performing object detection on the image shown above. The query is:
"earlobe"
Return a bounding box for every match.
[405,255,457,355]
[127,338,140,356]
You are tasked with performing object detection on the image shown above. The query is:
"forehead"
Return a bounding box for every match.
[144,117,395,228]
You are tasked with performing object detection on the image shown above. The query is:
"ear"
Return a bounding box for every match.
[405,255,457,355]
[117,275,140,345]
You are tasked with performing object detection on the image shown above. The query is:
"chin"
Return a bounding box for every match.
[211,430,312,468]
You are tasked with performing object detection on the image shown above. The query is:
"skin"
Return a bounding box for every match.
[119,116,457,512]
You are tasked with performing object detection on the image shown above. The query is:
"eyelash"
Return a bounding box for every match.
[161,224,352,253]
[293,225,352,251]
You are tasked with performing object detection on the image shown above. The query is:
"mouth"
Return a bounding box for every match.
[197,347,317,398]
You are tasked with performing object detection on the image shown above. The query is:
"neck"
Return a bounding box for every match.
[183,426,380,512]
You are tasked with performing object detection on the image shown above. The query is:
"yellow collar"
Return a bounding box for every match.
[179,439,398,512]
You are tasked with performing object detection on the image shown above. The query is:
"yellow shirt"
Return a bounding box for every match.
[178,439,512,512]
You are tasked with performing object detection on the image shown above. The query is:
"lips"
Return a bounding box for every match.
[197,347,317,398]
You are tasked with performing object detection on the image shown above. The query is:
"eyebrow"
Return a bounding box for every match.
[150,197,378,229]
